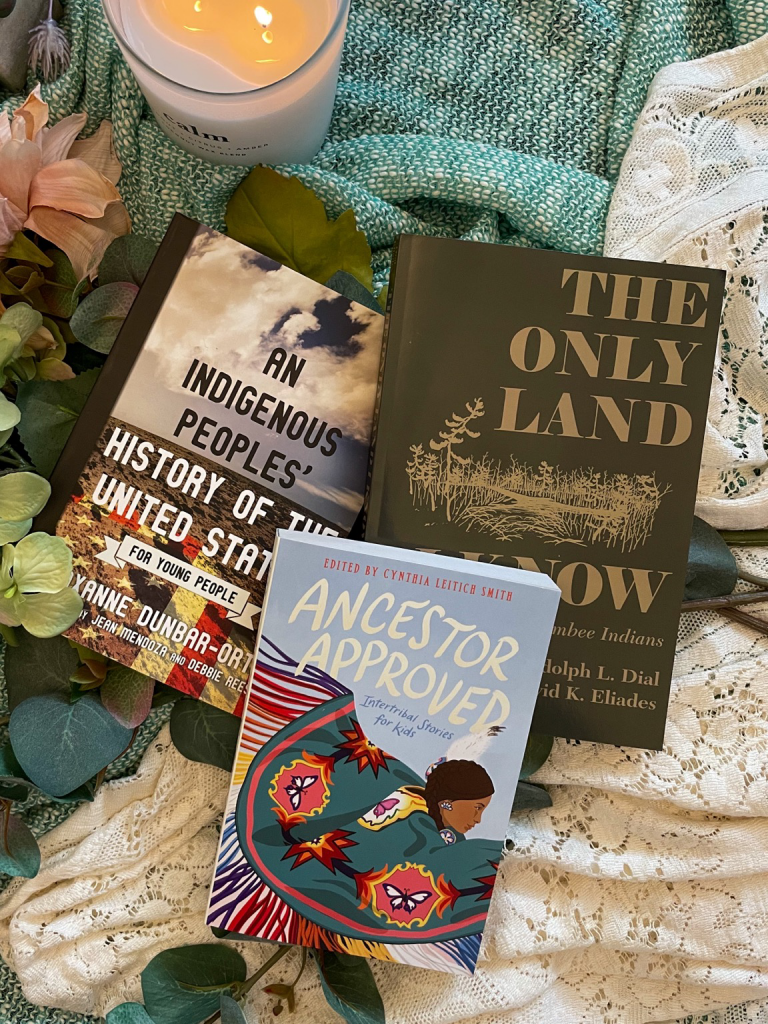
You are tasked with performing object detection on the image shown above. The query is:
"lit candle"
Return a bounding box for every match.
[102,0,350,165]
[123,0,334,91]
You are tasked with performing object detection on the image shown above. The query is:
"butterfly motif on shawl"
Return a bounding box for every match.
[285,774,317,810]
[383,883,432,914]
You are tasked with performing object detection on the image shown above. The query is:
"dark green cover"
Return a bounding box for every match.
[365,236,726,749]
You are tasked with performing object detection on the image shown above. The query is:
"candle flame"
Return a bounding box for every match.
[254,5,272,26]
[193,0,202,10]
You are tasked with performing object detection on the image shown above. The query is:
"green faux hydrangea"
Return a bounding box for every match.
[0,533,82,637]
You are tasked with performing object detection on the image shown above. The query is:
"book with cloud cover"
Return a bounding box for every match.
[40,215,383,713]
[206,530,560,974]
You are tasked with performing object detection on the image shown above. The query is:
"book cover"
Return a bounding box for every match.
[40,216,382,713]
[207,531,560,974]
[365,236,726,749]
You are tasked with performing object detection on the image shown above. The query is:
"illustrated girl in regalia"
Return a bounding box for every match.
[209,642,504,973]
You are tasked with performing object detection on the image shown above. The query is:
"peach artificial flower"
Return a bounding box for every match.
[0,87,130,282]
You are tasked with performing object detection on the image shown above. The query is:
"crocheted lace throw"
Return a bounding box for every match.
[605,32,768,529]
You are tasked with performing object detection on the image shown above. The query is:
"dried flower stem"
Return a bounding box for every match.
[738,569,768,589]
[719,530,768,546]
[237,945,293,998]
[719,606,768,636]
[200,946,292,1024]
[682,590,768,612]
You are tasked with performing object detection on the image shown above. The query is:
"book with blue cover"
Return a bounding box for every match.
[206,530,560,974]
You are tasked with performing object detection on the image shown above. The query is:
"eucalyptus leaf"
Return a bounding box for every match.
[219,994,248,1024]
[519,734,554,780]
[52,776,98,803]
[0,779,32,802]
[4,631,78,710]
[106,1002,156,1024]
[512,780,553,812]
[0,742,36,801]
[227,166,374,290]
[101,666,155,728]
[685,516,738,601]
[39,250,87,318]
[141,945,247,1024]
[9,694,131,797]
[70,282,139,354]
[0,812,40,878]
[170,699,240,771]
[16,369,99,477]
[315,951,385,1024]
[99,234,159,287]
[5,233,53,267]
[0,472,50,522]
[324,271,383,313]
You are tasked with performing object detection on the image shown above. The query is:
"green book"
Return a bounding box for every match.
[365,235,726,749]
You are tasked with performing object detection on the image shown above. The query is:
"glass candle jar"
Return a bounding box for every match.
[102,0,351,166]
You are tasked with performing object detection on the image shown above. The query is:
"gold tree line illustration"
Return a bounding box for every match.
[406,399,670,551]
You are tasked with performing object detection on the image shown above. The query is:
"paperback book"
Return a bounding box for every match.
[365,236,726,748]
[39,215,382,713]
[207,531,560,974]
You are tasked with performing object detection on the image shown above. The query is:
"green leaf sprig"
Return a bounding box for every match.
[226,166,374,291]
[681,517,768,636]
[0,229,161,885]
[170,699,241,771]
[315,950,385,1024]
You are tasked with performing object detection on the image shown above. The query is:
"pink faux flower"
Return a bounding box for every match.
[0,87,130,282]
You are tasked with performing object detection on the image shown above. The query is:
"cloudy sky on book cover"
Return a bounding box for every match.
[115,227,382,524]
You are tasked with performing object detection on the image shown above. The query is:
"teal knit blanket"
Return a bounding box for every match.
[1,0,768,1020]
[5,0,768,285]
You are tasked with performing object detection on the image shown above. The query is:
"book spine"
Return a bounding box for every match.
[204,529,285,926]
[362,235,410,539]
[35,215,201,534]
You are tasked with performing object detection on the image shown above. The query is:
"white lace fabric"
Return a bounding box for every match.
[604,32,768,530]
[0,729,269,1016]
[2,35,768,1024]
